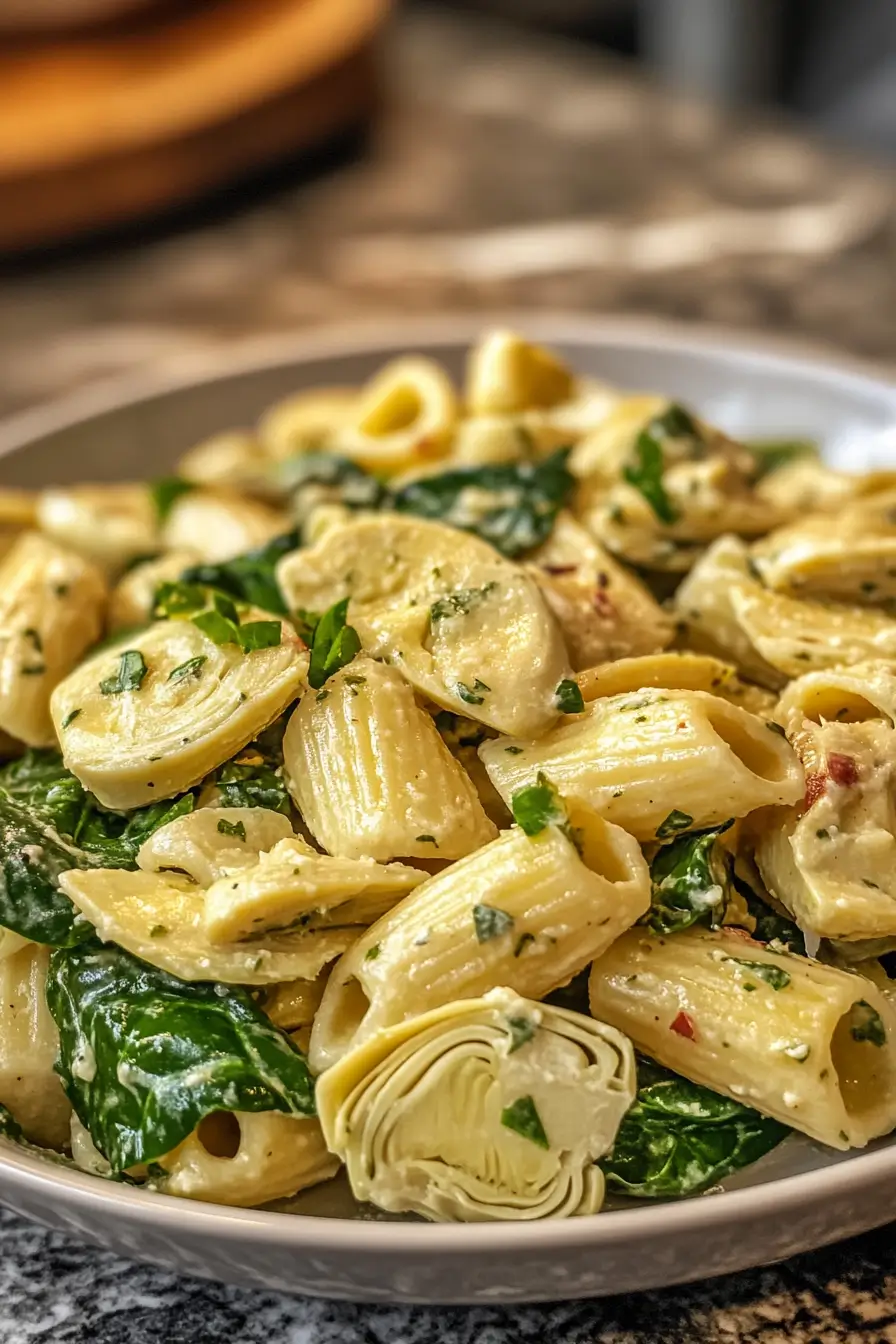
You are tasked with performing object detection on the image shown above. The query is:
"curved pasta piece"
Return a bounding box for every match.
[0,532,107,747]
[332,357,458,473]
[37,484,159,572]
[775,660,896,735]
[730,584,896,680]
[451,414,570,467]
[161,490,288,564]
[751,510,896,606]
[108,549,198,632]
[57,867,356,985]
[674,535,783,688]
[203,836,425,943]
[155,1110,338,1207]
[589,927,896,1149]
[465,331,574,416]
[137,806,295,887]
[0,944,71,1149]
[755,713,896,941]
[526,513,674,670]
[257,387,358,461]
[277,517,570,737]
[576,651,775,717]
[283,657,497,861]
[176,431,273,494]
[480,689,803,843]
[51,614,308,809]
[309,805,649,1071]
[316,988,635,1222]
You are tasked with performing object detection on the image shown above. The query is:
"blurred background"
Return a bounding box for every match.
[2,0,896,422]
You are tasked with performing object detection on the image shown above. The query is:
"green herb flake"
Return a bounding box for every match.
[506,1016,537,1054]
[500,1095,549,1149]
[191,609,240,647]
[851,999,886,1047]
[655,810,694,840]
[20,664,45,676]
[99,650,148,696]
[181,529,300,617]
[364,944,381,962]
[456,678,491,706]
[727,957,791,991]
[766,722,787,737]
[430,583,497,623]
[511,771,566,837]
[217,818,247,841]
[149,925,168,938]
[514,932,535,958]
[505,745,524,755]
[61,708,82,730]
[554,679,584,714]
[306,599,362,690]
[473,903,515,943]
[237,620,282,653]
[150,476,193,523]
[154,581,208,619]
[167,656,207,685]
[623,432,677,524]
[416,834,439,846]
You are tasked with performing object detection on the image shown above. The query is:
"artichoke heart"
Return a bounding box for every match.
[316,988,636,1222]
[137,806,295,887]
[277,516,571,737]
[203,837,425,944]
[50,612,308,809]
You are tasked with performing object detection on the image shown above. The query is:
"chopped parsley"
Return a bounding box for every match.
[500,1095,549,1149]
[514,932,536,957]
[456,679,491,706]
[511,772,565,836]
[505,745,524,755]
[99,650,148,696]
[655,810,694,840]
[473,903,515,943]
[149,925,168,938]
[430,583,497,623]
[851,1000,886,1047]
[364,944,381,962]
[154,581,207,618]
[727,957,791,991]
[167,656,207,684]
[554,679,584,714]
[150,476,193,523]
[60,708,82,729]
[506,1016,536,1054]
[416,834,438,846]
[20,664,45,676]
[217,818,247,841]
[305,599,362,690]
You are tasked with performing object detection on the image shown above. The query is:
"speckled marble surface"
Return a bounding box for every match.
[3,5,896,1339]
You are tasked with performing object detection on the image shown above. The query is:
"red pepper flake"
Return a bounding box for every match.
[544,565,577,576]
[670,1010,696,1041]
[803,772,828,809]
[593,589,616,619]
[724,926,757,943]
[597,571,610,589]
[827,753,858,787]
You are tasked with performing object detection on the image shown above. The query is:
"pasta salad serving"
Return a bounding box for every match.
[0,328,895,1223]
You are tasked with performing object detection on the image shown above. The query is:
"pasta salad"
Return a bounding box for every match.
[0,329,894,1221]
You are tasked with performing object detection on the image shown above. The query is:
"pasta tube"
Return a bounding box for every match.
[283,656,498,860]
[257,387,357,461]
[309,803,649,1071]
[0,532,106,746]
[465,331,574,415]
[775,660,896,734]
[576,651,775,717]
[277,516,571,738]
[479,688,803,843]
[588,927,896,1148]
[316,988,635,1221]
[752,492,896,604]
[154,1111,338,1207]
[51,612,308,809]
[58,867,356,986]
[0,944,71,1149]
[332,357,457,473]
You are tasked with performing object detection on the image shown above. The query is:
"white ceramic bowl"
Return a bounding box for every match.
[2,316,895,1305]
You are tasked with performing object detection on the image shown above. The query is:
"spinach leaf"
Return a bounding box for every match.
[622,404,706,525]
[181,529,301,617]
[305,598,362,690]
[76,795,195,869]
[647,823,733,935]
[601,1060,788,1198]
[0,794,95,946]
[391,448,575,558]
[47,940,316,1172]
[212,726,291,816]
[0,749,91,839]
[730,869,806,954]
[283,452,388,516]
[746,437,818,479]
[150,477,193,523]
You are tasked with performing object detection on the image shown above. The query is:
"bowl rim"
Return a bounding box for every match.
[2,311,896,1255]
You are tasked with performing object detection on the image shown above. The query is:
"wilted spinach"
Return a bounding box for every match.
[601,1060,789,1198]
[746,437,818,479]
[646,822,733,935]
[283,452,388,515]
[0,794,94,946]
[730,870,806,955]
[390,448,575,558]
[211,719,291,815]
[47,939,316,1172]
[181,528,301,616]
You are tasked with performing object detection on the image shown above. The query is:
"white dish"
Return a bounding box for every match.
[1,315,895,1305]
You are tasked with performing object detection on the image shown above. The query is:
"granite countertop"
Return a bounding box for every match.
[3,5,896,1340]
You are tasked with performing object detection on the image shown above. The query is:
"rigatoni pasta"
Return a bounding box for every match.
[4,328,896,1225]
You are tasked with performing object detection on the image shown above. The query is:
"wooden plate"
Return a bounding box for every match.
[0,0,391,252]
